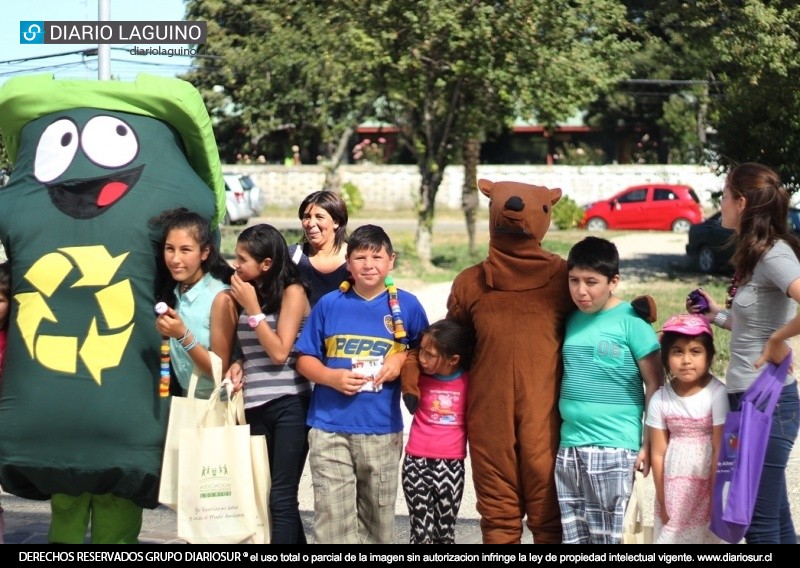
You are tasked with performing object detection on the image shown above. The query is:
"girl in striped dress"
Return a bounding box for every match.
[646,313,728,544]
[227,224,311,544]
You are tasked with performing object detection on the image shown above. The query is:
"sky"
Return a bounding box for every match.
[1,0,193,87]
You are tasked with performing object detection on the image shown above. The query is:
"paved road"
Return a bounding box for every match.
[3,229,798,544]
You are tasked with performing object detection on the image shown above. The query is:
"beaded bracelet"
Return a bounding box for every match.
[713,310,730,328]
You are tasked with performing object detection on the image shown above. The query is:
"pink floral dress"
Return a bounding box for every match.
[645,376,729,544]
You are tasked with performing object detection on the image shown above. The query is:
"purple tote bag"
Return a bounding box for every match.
[710,351,792,543]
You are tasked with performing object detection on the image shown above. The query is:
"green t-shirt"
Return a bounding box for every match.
[559,301,659,451]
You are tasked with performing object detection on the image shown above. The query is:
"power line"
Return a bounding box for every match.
[110,47,223,60]
[0,48,98,66]
[620,79,720,87]
[0,53,211,80]
[0,46,221,79]
[0,60,94,78]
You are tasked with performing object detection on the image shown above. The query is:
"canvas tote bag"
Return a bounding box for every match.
[158,352,226,509]
[622,470,653,544]
[176,384,259,544]
[710,351,792,543]
[232,390,272,544]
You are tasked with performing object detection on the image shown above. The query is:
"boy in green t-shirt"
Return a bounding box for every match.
[555,236,662,544]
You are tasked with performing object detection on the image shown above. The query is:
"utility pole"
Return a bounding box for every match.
[98,0,110,79]
[698,80,709,155]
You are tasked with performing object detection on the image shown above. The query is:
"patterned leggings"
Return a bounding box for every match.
[402,454,465,544]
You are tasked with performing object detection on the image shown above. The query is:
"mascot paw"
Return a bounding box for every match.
[632,295,657,323]
[403,394,419,415]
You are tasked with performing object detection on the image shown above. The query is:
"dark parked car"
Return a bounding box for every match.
[686,209,800,273]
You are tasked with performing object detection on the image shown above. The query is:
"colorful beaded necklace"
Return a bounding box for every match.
[339,276,408,345]
[154,302,171,397]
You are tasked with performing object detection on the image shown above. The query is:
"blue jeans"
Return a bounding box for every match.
[245,395,310,544]
[729,381,799,544]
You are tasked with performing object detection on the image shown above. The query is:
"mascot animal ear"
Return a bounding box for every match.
[550,187,563,205]
[631,295,657,324]
[477,178,494,198]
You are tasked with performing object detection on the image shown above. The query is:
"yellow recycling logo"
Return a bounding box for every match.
[15,245,134,385]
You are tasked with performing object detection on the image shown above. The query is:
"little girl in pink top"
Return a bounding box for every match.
[402,319,473,544]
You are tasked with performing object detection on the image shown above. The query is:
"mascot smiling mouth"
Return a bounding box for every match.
[493,212,534,238]
[493,224,533,238]
[491,195,537,238]
[46,164,144,219]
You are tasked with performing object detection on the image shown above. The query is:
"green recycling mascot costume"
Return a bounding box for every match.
[0,74,225,544]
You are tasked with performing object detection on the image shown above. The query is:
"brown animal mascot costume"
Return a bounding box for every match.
[401,180,659,544]
[404,179,572,543]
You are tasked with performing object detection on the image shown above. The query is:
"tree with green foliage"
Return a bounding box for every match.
[658,93,704,164]
[185,0,635,261]
[592,1,800,189]
[184,0,381,188]
[584,1,720,165]
[709,1,800,190]
[355,1,635,260]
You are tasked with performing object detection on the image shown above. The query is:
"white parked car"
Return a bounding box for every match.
[222,172,264,225]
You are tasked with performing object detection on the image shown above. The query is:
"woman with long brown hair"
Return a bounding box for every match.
[692,162,800,543]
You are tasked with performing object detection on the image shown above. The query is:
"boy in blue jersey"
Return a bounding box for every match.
[555,236,662,544]
[296,224,429,544]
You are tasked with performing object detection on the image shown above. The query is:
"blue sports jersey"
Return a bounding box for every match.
[296,286,429,434]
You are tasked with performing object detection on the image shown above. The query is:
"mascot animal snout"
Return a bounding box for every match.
[504,196,525,212]
[479,178,562,248]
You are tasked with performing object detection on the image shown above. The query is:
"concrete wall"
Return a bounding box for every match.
[225,163,723,212]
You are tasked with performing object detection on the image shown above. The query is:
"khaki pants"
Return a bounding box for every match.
[308,429,402,544]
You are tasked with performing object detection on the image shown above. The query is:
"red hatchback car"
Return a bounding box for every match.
[580,183,704,232]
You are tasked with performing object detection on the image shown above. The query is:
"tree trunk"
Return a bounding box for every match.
[415,169,444,264]
[461,138,480,256]
[322,125,355,192]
